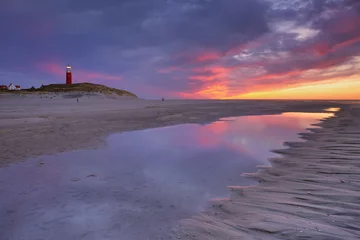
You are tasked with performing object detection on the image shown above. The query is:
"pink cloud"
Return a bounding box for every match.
[195,52,222,62]
[327,11,360,35]
[37,62,122,83]
[40,63,63,75]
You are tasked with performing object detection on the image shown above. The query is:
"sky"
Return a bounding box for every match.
[0,0,359,99]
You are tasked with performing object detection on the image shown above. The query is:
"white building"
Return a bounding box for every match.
[8,83,21,90]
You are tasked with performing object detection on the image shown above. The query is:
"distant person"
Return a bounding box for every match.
[77,98,79,103]
[162,98,164,101]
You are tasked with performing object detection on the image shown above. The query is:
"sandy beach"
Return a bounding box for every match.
[0,93,346,166]
[0,93,359,239]
[171,104,360,240]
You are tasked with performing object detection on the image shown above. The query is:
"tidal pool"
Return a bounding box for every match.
[0,112,333,240]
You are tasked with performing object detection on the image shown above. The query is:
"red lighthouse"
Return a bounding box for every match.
[66,65,72,84]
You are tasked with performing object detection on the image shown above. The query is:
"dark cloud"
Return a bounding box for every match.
[0,0,359,98]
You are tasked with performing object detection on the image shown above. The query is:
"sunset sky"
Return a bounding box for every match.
[1,0,359,99]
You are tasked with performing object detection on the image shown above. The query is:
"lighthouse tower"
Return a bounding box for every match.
[66,65,72,84]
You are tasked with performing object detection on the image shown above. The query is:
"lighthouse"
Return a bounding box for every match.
[66,65,72,84]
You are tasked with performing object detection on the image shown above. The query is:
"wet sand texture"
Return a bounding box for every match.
[0,93,345,166]
[171,105,360,240]
[1,93,358,239]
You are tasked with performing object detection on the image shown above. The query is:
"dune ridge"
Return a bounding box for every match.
[0,82,137,98]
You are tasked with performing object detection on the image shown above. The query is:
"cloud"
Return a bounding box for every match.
[0,0,359,99]
[179,2,360,98]
[37,63,122,84]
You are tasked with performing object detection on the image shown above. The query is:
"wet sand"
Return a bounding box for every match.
[2,115,316,240]
[1,93,359,239]
[0,93,345,166]
[171,105,360,239]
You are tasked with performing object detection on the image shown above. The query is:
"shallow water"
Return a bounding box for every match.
[0,112,333,240]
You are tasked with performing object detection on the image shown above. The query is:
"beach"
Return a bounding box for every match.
[0,93,359,239]
[0,93,345,166]
[171,104,360,240]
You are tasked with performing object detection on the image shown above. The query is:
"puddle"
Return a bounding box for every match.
[324,107,340,112]
[0,112,334,240]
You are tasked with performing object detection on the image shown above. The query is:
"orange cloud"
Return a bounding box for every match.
[179,23,360,99]
[181,53,360,99]
[228,76,360,100]
[182,65,235,98]
[189,66,233,82]
[188,75,214,82]
[182,82,229,99]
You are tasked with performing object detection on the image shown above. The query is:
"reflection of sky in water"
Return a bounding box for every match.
[324,107,340,112]
[0,112,333,240]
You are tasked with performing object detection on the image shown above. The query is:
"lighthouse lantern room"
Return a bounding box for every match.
[66,65,72,84]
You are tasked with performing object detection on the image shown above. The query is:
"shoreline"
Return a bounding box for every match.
[1,95,359,239]
[0,94,347,167]
[171,105,360,239]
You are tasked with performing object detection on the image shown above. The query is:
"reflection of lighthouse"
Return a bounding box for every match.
[66,65,72,84]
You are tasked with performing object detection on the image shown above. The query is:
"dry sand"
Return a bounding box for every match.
[0,93,359,239]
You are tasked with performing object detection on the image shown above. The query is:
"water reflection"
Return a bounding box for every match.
[0,112,333,240]
[324,107,340,112]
